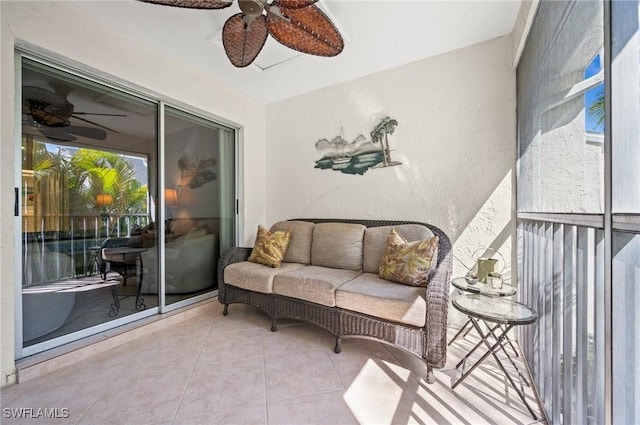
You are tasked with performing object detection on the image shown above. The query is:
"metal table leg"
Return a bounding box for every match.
[448,318,473,346]
[108,285,121,317]
[455,321,502,369]
[135,253,145,311]
[488,322,521,359]
[452,318,538,420]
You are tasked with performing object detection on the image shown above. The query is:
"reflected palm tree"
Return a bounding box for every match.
[69,149,144,216]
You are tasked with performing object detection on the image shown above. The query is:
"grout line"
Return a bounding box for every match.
[72,342,142,425]
[7,312,548,425]
[17,300,213,383]
[168,329,208,425]
[262,330,270,425]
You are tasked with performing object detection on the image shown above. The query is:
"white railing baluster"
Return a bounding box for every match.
[563,224,577,425]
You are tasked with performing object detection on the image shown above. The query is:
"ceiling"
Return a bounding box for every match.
[71,0,522,104]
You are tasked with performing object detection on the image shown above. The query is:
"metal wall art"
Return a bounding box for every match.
[314,117,401,175]
[178,154,217,189]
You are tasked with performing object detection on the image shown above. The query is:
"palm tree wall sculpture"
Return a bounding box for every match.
[314,116,401,175]
[370,116,400,168]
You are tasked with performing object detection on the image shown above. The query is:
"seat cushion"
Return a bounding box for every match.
[270,220,315,264]
[273,266,361,307]
[311,223,366,271]
[336,273,427,327]
[224,261,305,294]
[363,224,435,273]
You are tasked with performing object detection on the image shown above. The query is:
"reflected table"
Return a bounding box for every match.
[23,273,122,317]
[101,247,147,312]
[451,294,539,419]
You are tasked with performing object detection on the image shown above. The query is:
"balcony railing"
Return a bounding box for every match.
[518,215,605,425]
[22,213,149,286]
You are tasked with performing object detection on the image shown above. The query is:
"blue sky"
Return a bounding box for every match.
[585,54,604,133]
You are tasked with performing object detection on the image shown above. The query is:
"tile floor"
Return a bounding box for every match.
[1,300,546,424]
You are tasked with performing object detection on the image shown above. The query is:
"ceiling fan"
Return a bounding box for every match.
[22,85,125,142]
[139,0,344,68]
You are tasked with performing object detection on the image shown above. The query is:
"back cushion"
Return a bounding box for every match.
[311,223,366,270]
[270,220,315,264]
[363,224,435,273]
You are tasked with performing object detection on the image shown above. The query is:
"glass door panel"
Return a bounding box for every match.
[20,59,158,349]
[163,107,235,306]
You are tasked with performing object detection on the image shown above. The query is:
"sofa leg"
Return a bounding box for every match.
[334,337,341,353]
[223,304,229,316]
[271,318,277,332]
[425,365,435,384]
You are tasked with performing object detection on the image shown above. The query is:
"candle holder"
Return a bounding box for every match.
[488,272,503,290]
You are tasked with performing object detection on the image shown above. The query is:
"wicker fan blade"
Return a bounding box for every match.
[71,115,118,134]
[222,13,268,67]
[65,125,108,141]
[40,128,77,142]
[268,4,343,57]
[29,108,70,127]
[138,0,232,9]
[273,0,318,9]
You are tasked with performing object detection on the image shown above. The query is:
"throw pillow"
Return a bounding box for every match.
[379,229,439,287]
[248,225,291,268]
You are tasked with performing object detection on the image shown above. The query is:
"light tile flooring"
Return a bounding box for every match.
[2,300,546,424]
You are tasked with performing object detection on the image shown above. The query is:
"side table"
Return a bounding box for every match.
[448,277,516,348]
[451,294,539,419]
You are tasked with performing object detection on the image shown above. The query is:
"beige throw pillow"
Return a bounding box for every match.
[379,229,439,287]
[248,225,291,268]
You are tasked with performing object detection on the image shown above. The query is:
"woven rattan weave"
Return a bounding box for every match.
[218,219,452,383]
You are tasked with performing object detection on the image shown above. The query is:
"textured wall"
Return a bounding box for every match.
[265,36,517,310]
[1,1,266,386]
[517,0,605,213]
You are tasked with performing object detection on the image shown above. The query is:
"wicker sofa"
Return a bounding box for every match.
[217,219,452,383]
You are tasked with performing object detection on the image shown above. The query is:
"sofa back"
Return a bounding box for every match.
[362,224,435,273]
[310,222,366,270]
[270,221,366,270]
[271,220,439,273]
[270,220,315,264]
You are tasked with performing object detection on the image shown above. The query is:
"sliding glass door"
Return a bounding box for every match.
[159,107,235,307]
[20,59,159,350]
[18,56,236,356]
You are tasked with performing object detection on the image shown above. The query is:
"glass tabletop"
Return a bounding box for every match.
[451,276,516,297]
[452,294,538,324]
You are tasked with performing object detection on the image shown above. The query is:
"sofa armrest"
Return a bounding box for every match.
[424,230,452,369]
[217,247,252,303]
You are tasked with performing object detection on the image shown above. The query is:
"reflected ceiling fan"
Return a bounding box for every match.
[22,85,125,142]
[139,0,344,68]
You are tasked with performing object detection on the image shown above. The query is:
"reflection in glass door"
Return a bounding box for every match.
[20,58,158,351]
[162,107,235,306]
[18,56,237,357]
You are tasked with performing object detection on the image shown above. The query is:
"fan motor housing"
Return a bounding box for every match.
[239,0,264,16]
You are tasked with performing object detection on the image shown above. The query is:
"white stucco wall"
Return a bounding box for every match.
[517,0,605,213]
[1,0,266,387]
[265,36,517,320]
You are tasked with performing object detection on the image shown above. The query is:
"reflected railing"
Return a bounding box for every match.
[22,213,149,286]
